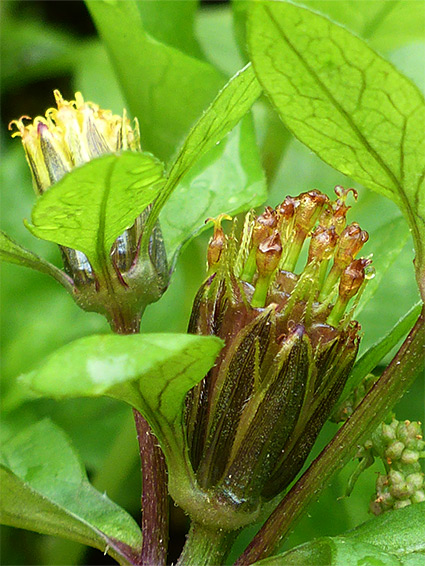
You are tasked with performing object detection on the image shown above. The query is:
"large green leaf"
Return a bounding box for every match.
[252,503,425,565]
[0,419,142,565]
[86,0,225,160]
[232,0,425,73]
[26,152,164,273]
[248,2,425,294]
[161,115,267,260]
[345,501,425,556]
[297,1,425,52]
[24,333,223,480]
[136,0,202,58]
[142,63,263,250]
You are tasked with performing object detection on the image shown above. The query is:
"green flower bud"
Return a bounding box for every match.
[366,418,425,516]
[385,441,405,462]
[401,449,420,465]
[393,499,411,510]
[412,490,425,504]
[406,472,424,492]
[184,188,369,524]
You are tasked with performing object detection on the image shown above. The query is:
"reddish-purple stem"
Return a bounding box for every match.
[133,409,169,566]
[110,314,168,566]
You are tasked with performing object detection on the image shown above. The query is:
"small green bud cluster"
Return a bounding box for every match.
[370,418,425,514]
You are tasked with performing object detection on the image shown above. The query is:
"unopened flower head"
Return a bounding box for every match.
[185,187,373,516]
[9,91,167,330]
[9,90,141,195]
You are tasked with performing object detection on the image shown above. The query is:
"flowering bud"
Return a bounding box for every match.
[308,226,338,263]
[276,197,296,225]
[334,223,369,269]
[294,190,328,233]
[183,187,370,526]
[339,258,371,302]
[206,214,232,270]
[9,91,168,330]
[256,231,282,276]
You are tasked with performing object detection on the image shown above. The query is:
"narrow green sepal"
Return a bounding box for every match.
[220,326,311,506]
[196,307,275,489]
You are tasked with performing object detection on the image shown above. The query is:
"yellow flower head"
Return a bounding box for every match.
[9,90,141,194]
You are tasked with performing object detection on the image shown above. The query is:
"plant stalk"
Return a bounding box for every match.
[177,522,236,566]
[235,306,425,565]
[133,409,169,566]
[112,312,169,566]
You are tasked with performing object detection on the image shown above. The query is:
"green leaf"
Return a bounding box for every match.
[161,115,267,260]
[296,1,425,52]
[142,63,262,250]
[289,1,425,54]
[26,152,165,273]
[248,2,425,293]
[253,503,425,565]
[343,301,423,399]
[0,231,72,291]
[233,0,425,64]
[166,63,261,197]
[356,216,411,315]
[24,333,223,479]
[136,0,203,58]
[345,501,425,556]
[0,419,142,565]
[254,538,401,565]
[86,0,225,160]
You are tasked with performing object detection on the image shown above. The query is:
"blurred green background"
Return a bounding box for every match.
[1,1,424,564]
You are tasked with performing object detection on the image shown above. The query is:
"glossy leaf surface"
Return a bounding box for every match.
[161,116,266,259]
[27,152,164,273]
[24,333,223,474]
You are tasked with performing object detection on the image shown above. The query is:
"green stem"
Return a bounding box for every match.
[177,523,236,566]
[281,231,305,272]
[251,274,272,307]
[327,295,347,327]
[235,306,425,565]
[319,263,341,301]
[241,246,258,283]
